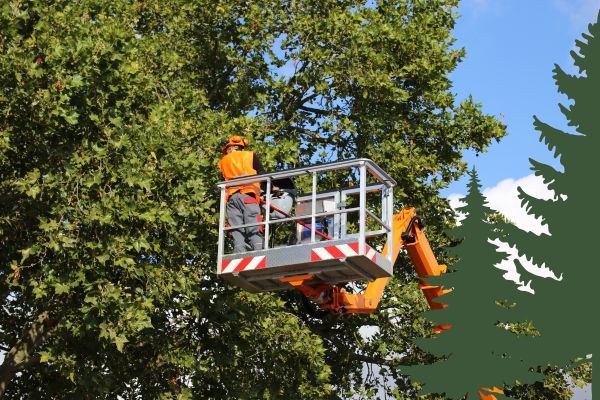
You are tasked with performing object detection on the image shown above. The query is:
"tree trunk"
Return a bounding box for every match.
[0,311,54,398]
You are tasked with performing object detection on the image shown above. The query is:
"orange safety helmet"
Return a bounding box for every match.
[221,135,250,154]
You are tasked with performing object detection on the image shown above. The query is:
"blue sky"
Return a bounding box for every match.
[446,0,600,198]
[448,3,597,398]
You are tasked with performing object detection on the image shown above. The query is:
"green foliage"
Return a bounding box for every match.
[495,12,598,393]
[0,0,505,398]
[407,12,600,399]
[506,363,592,400]
[404,170,541,399]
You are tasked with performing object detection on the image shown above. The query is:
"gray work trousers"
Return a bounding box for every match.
[227,192,264,253]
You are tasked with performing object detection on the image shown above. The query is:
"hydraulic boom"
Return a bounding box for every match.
[280,208,506,399]
[281,208,450,319]
[279,208,503,399]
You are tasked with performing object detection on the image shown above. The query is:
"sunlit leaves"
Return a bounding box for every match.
[0,0,506,398]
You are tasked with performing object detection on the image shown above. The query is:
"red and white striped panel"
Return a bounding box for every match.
[221,255,266,274]
[311,242,377,262]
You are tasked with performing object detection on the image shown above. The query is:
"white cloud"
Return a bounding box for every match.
[554,0,600,30]
[447,193,467,224]
[483,174,554,235]
[447,174,554,234]
[447,193,466,210]
[492,238,561,292]
[447,174,562,293]
[483,175,563,290]
[359,325,379,340]
[470,0,491,8]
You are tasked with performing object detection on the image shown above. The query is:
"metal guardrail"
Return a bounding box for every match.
[215,158,397,188]
[216,158,396,267]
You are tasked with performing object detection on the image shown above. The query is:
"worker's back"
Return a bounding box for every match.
[219,151,256,180]
[218,151,260,199]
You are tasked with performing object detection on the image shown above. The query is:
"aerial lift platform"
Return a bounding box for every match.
[216,158,503,399]
[216,158,447,314]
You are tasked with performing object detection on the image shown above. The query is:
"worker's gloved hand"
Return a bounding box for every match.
[269,188,285,198]
[261,186,282,199]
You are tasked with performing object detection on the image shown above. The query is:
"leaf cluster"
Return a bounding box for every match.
[1,0,506,398]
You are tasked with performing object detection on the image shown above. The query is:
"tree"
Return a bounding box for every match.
[402,12,598,400]
[248,2,506,397]
[0,0,506,397]
[403,170,541,399]
[506,363,592,400]
[496,11,598,382]
[0,2,329,398]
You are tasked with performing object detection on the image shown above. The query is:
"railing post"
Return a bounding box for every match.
[217,186,227,271]
[340,191,347,239]
[333,191,341,239]
[264,177,271,249]
[311,172,317,243]
[387,185,394,263]
[217,159,396,258]
[359,164,366,255]
[382,186,387,229]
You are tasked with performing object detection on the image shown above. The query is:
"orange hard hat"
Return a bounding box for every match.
[221,135,250,154]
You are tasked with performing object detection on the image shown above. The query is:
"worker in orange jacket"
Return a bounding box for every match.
[218,135,265,253]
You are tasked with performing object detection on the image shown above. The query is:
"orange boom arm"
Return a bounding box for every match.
[281,208,503,399]
[283,208,449,316]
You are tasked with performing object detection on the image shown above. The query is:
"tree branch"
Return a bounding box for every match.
[289,126,329,145]
[279,62,312,122]
[207,64,235,104]
[350,352,407,367]
[0,311,56,398]
[286,61,308,89]
[299,105,331,116]
[299,92,319,105]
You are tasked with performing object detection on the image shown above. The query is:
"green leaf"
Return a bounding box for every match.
[109,116,123,127]
[20,247,33,263]
[39,351,52,363]
[63,111,79,125]
[113,335,129,352]
[55,283,70,295]
[96,254,110,265]
[0,1,516,398]
[25,185,41,198]
[71,74,84,87]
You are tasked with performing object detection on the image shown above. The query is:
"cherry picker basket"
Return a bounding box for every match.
[216,159,396,293]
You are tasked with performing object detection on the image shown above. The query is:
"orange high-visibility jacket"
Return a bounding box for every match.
[218,151,262,201]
